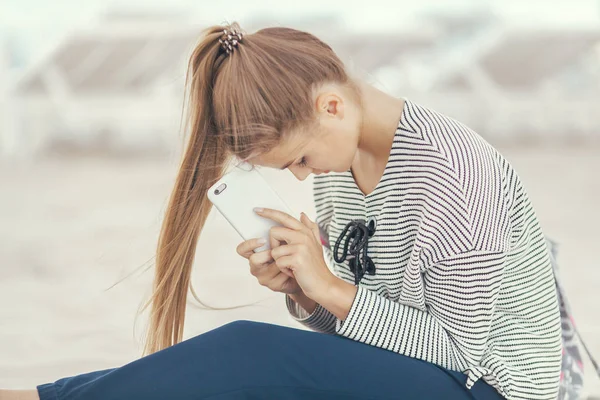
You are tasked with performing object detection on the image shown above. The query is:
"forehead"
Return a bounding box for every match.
[250,132,312,168]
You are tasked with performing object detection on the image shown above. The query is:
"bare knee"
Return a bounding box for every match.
[0,389,40,400]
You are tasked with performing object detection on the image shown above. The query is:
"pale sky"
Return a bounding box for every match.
[3,0,599,30]
[1,0,599,68]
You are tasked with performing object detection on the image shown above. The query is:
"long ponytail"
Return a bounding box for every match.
[138,25,233,356]
[134,21,354,355]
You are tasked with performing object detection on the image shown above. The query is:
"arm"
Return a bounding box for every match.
[284,241,339,335]
[315,250,506,386]
[288,291,317,313]
[285,176,338,334]
[285,291,337,334]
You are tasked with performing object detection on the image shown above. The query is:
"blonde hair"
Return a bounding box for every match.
[136,21,358,356]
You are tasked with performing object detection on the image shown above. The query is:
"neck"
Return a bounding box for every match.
[355,80,405,163]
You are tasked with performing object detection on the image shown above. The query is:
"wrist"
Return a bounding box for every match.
[312,276,358,321]
[288,291,317,314]
[310,272,341,305]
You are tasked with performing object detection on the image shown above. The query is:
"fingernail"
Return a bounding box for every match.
[257,238,266,245]
[253,207,263,213]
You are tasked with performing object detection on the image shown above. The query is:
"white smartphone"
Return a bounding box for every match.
[207,163,296,253]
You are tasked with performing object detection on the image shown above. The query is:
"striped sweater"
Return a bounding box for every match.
[285,98,562,400]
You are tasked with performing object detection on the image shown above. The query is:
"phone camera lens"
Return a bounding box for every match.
[214,183,227,195]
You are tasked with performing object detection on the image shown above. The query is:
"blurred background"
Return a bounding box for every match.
[1,0,599,397]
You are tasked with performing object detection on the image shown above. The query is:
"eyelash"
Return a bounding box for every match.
[297,157,307,167]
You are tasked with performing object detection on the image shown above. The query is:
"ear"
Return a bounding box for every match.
[315,92,344,119]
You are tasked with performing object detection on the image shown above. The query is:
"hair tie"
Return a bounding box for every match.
[218,28,243,56]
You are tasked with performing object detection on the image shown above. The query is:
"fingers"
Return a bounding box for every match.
[250,257,294,285]
[300,212,321,243]
[252,261,281,283]
[250,254,295,280]
[248,248,273,267]
[254,208,305,231]
[270,242,297,260]
[264,272,293,292]
[236,238,267,259]
[271,245,301,277]
[273,254,296,273]
[234,212,317,259]
[270,231,283,251]
[269,226,306,245]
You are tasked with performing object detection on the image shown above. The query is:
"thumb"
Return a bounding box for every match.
[301,212,320,243]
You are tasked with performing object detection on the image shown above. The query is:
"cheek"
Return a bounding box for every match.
[319,127,357,171]
[342,134,358,164]
[327,141,356,172]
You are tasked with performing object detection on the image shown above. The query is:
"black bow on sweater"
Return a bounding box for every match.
[333,219,377,285]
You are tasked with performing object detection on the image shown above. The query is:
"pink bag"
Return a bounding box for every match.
[548,239,599,400]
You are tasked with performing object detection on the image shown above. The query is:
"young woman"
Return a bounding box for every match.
[2,22,562,400]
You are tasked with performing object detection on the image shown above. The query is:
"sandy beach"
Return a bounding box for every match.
[1,145,599,397]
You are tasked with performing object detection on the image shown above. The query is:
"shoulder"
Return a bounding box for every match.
[403,100,514,253]
[402,99,505,178]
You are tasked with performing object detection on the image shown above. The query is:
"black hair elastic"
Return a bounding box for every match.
[333,218,377,285]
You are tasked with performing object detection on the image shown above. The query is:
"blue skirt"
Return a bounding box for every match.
[37,320,505,400]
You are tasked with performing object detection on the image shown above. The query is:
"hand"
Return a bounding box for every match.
[236,238,304,295]
[253,207,336,301]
